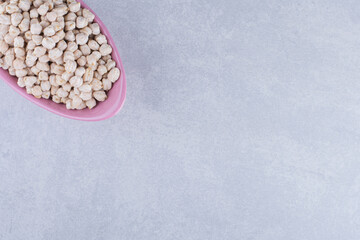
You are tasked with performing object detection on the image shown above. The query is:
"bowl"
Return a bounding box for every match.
[1,0,126,121]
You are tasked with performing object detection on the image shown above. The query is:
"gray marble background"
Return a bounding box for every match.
[1,0,360,239]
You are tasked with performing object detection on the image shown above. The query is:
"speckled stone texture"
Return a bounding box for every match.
[1,0,360,239]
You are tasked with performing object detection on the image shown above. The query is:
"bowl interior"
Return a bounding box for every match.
[1,0,126,121]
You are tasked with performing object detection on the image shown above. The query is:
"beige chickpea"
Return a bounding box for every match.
[56,87,68,98]
[89,23,100,35]
[65,60,76,73]
[68,90,75,99]
[39,54,50,63]
[51,64,65,75]
[55,75,66,85]
[69,76,83,88]
[63,82,71,92]
[82,9,95,22]
[80,44,90,56]
[6,4,20,14]
[95,34,107,45]
[65,21,75,31]
[76,32,88,45]
[49,74,58,86]
[80,26,92,36]
[86,54,97,69]
[38,4,49,16]
[0,25,9,39]
[73,87,80,95]
[23,12,30,20]
[102,79,112,90]
[25,86,32,94]
[52,95,61,103]
[57,40,67,51]
[43,25,55,36]
[54,56,64,65]
[99,43,112,56]
[0,15,11,25]
[33,0,43,8]
[36,61,50,71]
[33,46,46,57]
[76,101,87,109]
[69,2,81,12]
[57,16,65,28]
[39,71,49,81]
[48,48,62,59]
[75,67,85,77]
[76,16,88,29]
[14,47,25,58]
[79,83,92,93]
[30,23,42,35]
[97,65,107,76]
[94,71,102,80]
[26,60,36,68]
[16,69,28,78]
[13,58,25,70]
[26,40,36,50]
[0,40,9,54]
[51,85,60,95]
[42,37,56,49]
[66,41,77,52]
[106,60,116,71]
[0,3,7,15]
[55,30,65,41]
[11,12,23,26]
[65,30,75,41]
[40,20,51,28]
[88,40,99,51]
[91,51,101,61]
[63,50,74,61]
[9,25,20,36]
[65,12,77,21]
[72,95,82,108]
[32,35,43,45]
[19,0,31,12]
[30,65,40,75]
[17,77,25,87]
[18,18,30,32]
[24,76,37,87]
[83,67,94,82]
[51,21,62,32]
[60,97,68,104]
[29,9,39,19]
[42,91,50,99]
[54,6,69,16]
[32,86,42,98]
[51,34,61,43]
[47,1,54,10]
[73,49,82,59]
[76,55,86,66]
[80,91,92,101]
[86,98,96,109]
[8,67,16,76]
[24,31,32,41]
[93,91,107,102]
[62,71,73,81]
[46,11,57,22]
[107,67,121,82]
[65,99,72,109]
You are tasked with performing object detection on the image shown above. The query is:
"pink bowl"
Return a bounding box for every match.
[1,0,126,121]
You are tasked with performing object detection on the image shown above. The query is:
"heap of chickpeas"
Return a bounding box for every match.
[0,0,121,110]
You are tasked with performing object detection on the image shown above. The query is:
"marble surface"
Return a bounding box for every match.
[1,0,360,239]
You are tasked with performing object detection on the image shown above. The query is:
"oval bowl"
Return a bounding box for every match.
[0,0,126,121]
